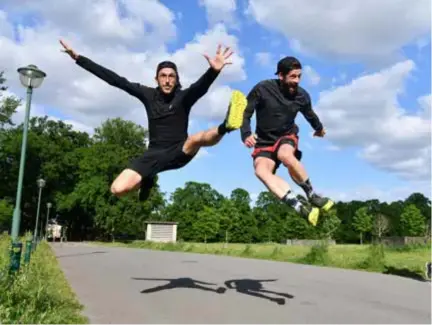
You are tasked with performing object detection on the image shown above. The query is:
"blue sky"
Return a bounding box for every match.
[0,0,430,203]
[154,0,431,203]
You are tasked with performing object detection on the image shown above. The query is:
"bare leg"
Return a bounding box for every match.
[182,127,224,156]
[110,168,142,197]
[277,145,309,183]
[278,144,334,211]
[254,157,292,199]
[182,89,248,156]
[253,155,321,225]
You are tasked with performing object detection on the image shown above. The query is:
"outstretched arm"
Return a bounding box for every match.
[184,44,233,109]
[300,91,324,136]
[60,39,144,98]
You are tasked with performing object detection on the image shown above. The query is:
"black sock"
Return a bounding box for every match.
[298,178,314,198]
[217,122,229,135]
[281,190,301,211]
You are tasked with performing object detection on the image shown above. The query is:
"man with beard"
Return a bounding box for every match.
[240,56,334,226]
[60,39,247,201]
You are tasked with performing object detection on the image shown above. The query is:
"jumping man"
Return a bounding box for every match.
[240,56,334,226]
[60,39,247,201]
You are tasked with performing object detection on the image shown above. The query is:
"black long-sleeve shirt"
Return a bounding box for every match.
[75,55,220,148]
[240,79,323,147]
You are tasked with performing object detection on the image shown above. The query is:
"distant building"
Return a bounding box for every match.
[145,221,178,243]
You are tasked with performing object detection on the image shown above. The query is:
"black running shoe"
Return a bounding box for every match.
[308,193,334,211]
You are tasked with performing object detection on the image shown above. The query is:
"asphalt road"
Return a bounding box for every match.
[51,242,431,324]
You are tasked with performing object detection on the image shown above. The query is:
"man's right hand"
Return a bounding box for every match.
[244,134,257,148]
[59,39,79,60]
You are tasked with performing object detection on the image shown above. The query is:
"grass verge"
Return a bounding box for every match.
[0,234,88,324]
[90,240,431,280]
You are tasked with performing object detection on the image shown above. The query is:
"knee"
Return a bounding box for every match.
[279,152,297,168]
[110,183,123,196]
[255,166,271,181]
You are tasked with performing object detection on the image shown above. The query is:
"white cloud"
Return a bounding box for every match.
[199,0,237,28]
[327,182,431,203]
[254,52,272,67]
[303,65,320,85]
[0,2,246,134]
[246,0,431,63]
[314,60,431,181]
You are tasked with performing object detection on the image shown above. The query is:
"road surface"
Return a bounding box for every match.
[51,242,431,324]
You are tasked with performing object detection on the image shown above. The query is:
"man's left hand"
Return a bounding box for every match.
[203,44,233,71]
[313,128,326,137]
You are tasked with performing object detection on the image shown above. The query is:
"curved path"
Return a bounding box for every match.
[51,242,431,324]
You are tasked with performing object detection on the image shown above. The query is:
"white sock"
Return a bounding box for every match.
[282,190,302,212]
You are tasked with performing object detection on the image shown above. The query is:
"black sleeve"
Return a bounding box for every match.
[299,91,323,132]
[75,55,146,99]
[183,68,220,109]
[240,85,260,142]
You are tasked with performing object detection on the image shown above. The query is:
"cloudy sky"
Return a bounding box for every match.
[0,0,430,203]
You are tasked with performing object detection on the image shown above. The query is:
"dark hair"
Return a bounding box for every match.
[274,56,302,75]
[156,61,182,89]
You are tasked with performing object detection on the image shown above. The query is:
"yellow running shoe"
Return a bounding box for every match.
[225,90,247,130]
[309,193,334,212]
[299,204,320,226]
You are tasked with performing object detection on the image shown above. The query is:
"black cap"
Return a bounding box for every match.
[275,56,302,75]
[156,60,181,89]
[156,61,178,75]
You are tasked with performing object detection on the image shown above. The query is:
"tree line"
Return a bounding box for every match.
[0,72,430,243]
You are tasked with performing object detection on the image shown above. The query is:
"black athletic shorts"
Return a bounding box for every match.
[128,140,196,180]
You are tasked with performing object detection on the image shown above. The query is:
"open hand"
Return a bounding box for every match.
[203,44,233,71]
[59,39,79,60]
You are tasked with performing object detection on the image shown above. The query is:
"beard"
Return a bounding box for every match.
[282,82,298,96]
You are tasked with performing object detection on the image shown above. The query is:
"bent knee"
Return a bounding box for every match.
[254,160,275,180]
[278,151,298,167]
[110,169,142,196]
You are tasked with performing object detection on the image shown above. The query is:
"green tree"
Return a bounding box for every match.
[0,199,13,231]
[317,209,341,240]
[165,182,224,241]
[192,206,220,242]
[352,206,373,244]
[399,204,426,236]
[372,213,389,241]
[0,71,21,128]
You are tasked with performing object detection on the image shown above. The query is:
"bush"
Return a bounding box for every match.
[0,236,87,324]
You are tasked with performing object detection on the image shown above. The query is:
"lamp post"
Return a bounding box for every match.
[9,64,46,272]
[45,202,52,239]
[33,178,46,245]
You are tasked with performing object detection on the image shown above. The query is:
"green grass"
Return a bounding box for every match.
[90,240,431,280]
[0,234,88,324]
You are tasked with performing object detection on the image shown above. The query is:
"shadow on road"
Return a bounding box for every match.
[132,277,294,305]
[56,251,107,258]
[131,277,227,294]
[383,266,428,282]
[225,279,294,305]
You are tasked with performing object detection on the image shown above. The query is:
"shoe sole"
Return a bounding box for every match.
[321,199,334,212]
[308,207,320,226]
[226,90,247,130]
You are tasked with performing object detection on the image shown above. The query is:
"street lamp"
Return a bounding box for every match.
[45,202,52,239]
[34,178,46,244]
[9,64,46,272]
[11,65,47,240]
